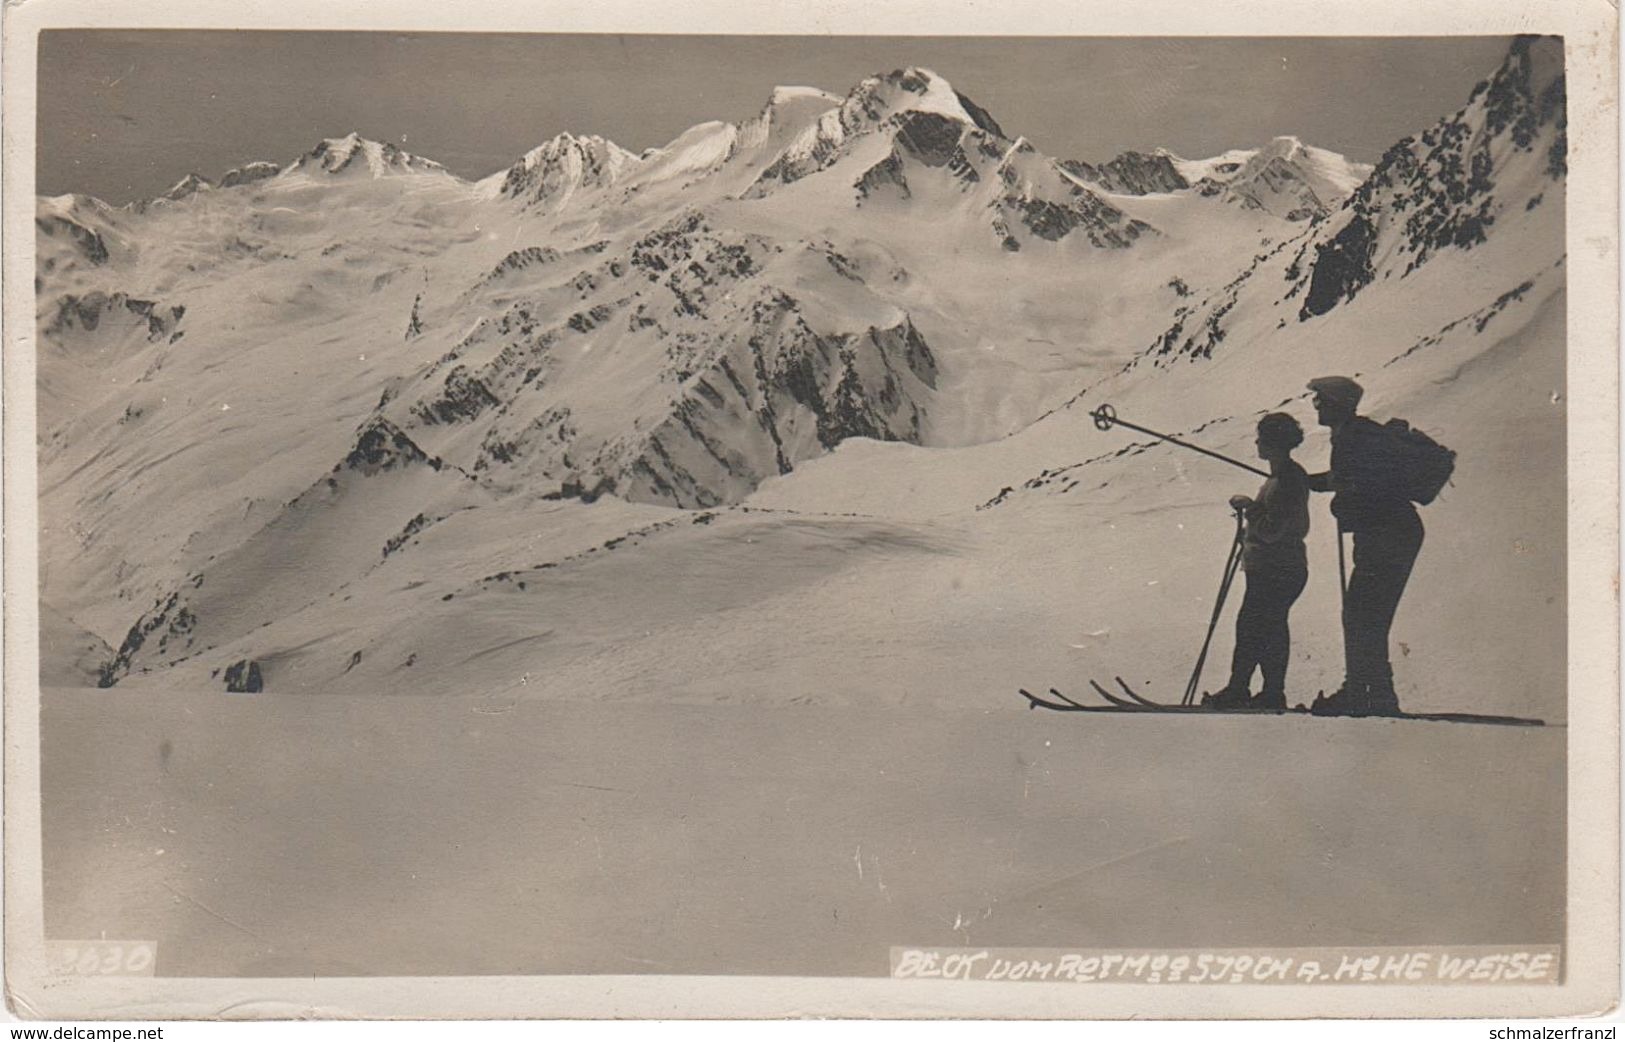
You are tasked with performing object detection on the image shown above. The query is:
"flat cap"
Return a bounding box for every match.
[1307,375,1364,408]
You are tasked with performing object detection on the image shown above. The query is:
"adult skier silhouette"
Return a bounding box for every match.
[1304,376,1422,716]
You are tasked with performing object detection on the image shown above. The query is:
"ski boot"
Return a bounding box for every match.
[1201,683,1254,711]
[1362,679,1402,717]
[1310,683,1365,716]
[1250,688,1288,713]
[1311,681,1403,717]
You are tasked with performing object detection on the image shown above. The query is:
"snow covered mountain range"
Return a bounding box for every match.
[37,38,1567,720]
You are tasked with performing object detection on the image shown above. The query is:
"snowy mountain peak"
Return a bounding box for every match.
[769,84,841,108]
[1233,138,1371,212]
[288,133,448,179]
[218,161,281,189]
[749,67,1009,194]
[733,84,843,154]
[1158,137,1372,220]
[488,132,641,208]
[640,121,741,180]
[840,67,1004,138]
[162,173,213,201]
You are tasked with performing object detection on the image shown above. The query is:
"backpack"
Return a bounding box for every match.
[1372,418,1457,505]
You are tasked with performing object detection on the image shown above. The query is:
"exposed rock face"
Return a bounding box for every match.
[617,310,941,508]
[341,418,444,475]
[45,292,185,342]
[750,68,1003,193]
[1300,213,1378,318]
[1136,35,1566,362]
[855,151,911,200]
[1221,155,1329,221]
[380,203,950,509]
[1062,152,1191,195]
[997,165,1153,249]
[288,133,448,179]
[483,246,562,284]
[99,588,198,687]
[1297,35,1564,318]
[224,659,264,693]
[892,110,970,168]
[35,213,110,274]
[495,133,640,209]
[409,366,500,426]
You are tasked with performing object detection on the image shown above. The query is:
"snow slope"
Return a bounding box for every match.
[43,687,1561,976]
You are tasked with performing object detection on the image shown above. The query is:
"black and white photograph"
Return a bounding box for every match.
[4,0,1618,1022]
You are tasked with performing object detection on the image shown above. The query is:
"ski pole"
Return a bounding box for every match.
[1182,507,1248,706]
[1091,404,1268,478]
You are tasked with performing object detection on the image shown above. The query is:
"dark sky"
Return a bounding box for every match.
[37,32,1518,204]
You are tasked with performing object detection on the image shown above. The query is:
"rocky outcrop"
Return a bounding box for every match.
[384,202,947,510]
[35,213,109,273]
[1063,151,1190,195]
[892,110,969,167]
[855,151,911,200]
[1135,36,1565,362]
[483,246,562,284]
[408,366,500,426]
[44,292,185,342]
[1300,213,1377,317]
[494,133,639,209]
[1294,35,1564,319]
[1222,155,1330,221]
[998,179,1152,249]
[224,659,264,693]
[340,418,444,474]
[615,307,942,508]
[288,133,448,179]
[98,586,200,687]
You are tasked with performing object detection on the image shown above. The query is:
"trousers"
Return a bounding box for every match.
[1343,511,1425,688]
[1227,560,1309,696]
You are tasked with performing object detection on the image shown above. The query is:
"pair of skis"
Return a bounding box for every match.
[1019,677,1248,715]
[1018,677,1548,727]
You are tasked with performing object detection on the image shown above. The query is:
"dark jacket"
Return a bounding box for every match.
[1308,416,1420,532]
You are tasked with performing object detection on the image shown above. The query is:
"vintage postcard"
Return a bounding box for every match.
[3,0,1617,1021]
